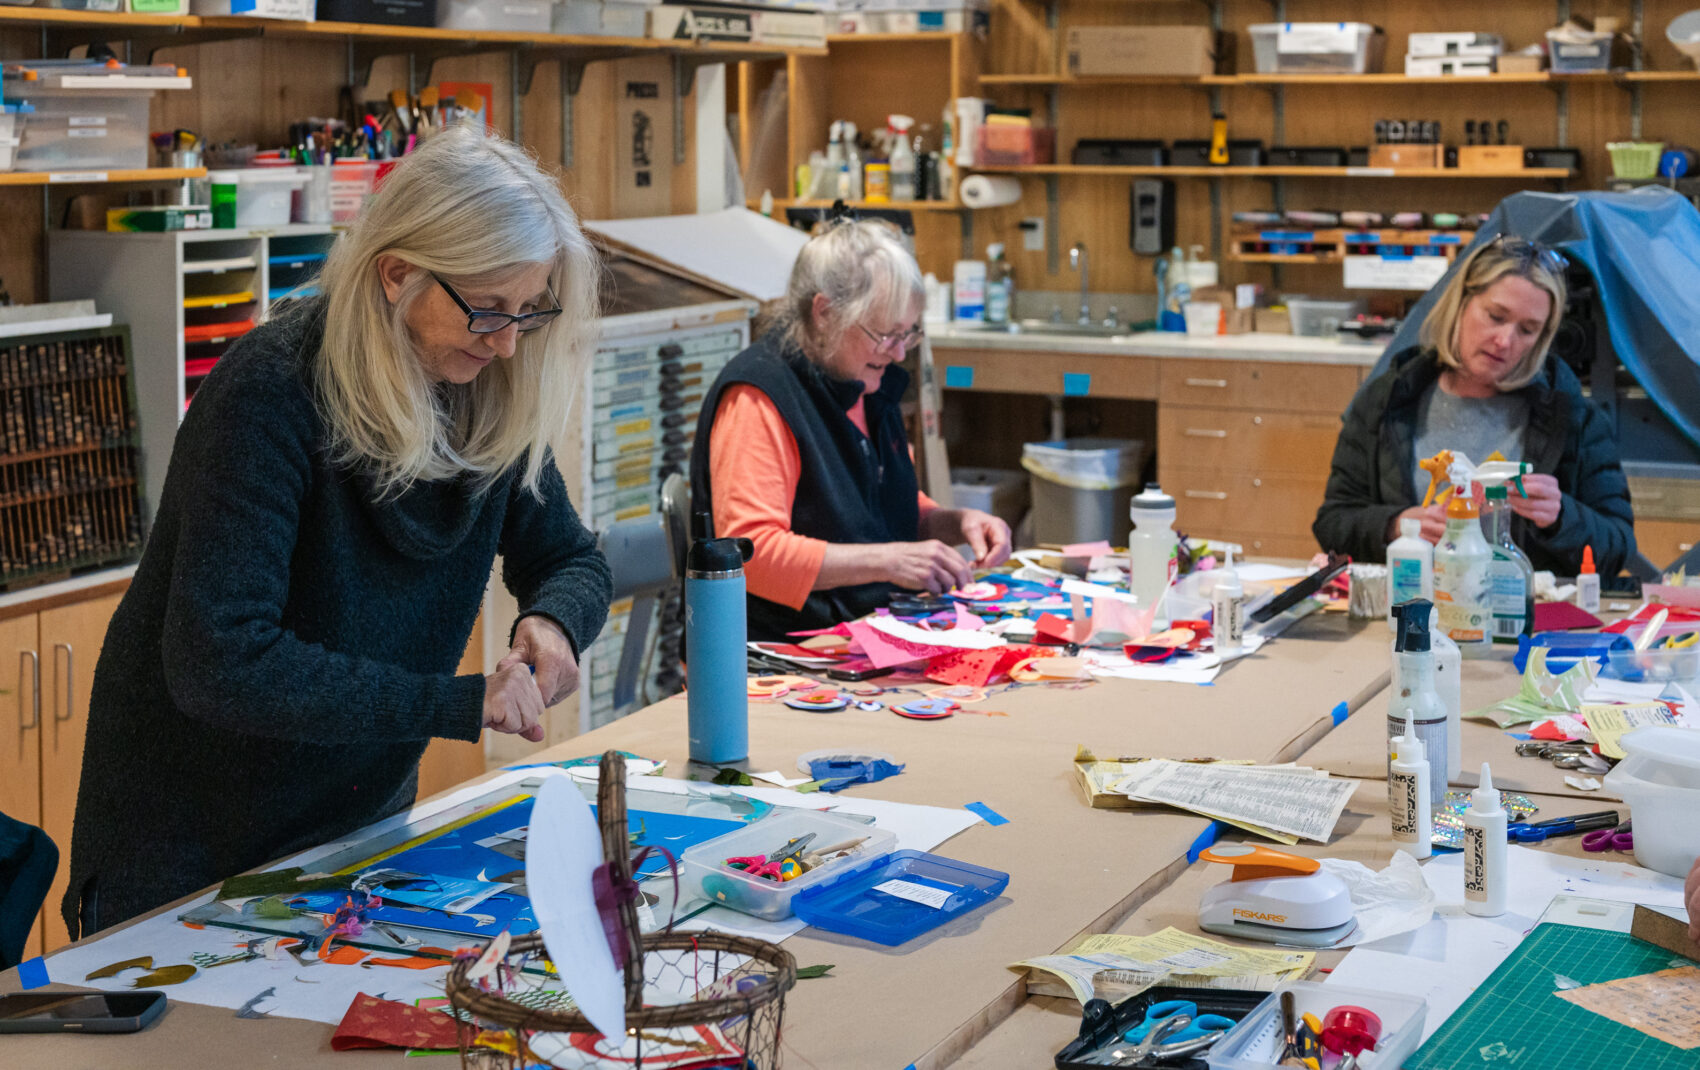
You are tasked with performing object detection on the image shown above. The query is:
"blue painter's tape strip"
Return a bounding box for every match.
[1430,234,1462,244]
[1062,373,1090,397]
[966,801,1009,826]
[17,956,49,989]
[1261,230,1314,241]
[944,365,974,389]
[1330,700,1349,726]
[1379,252,1415,261]
[1187,821,1222,863]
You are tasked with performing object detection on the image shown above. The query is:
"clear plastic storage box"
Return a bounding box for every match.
[677,808,896,922]
[1546,28,1615,72]
[1207,981,1426,1070]
[1250,22,1385,74]
[437,0,551,31]
[11,89,151,172]
[1284,297,1365,337]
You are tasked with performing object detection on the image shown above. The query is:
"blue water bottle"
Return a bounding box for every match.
[686,511,753,765]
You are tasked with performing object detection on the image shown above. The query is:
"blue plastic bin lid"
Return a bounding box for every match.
[1514,631,1631,674]
[0,102,33,114]
[789,849,1009,946]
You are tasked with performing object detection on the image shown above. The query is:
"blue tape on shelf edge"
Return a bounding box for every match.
[1330,701,1349,726]
[965,801,1009,826]
[1186,821,1223,863]
[17,956,48,989]
[944,365,974,389]
[1062,373,1091,397]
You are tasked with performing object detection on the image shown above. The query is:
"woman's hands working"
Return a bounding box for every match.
[814,508,1013,595]
[483,615,581,741]
[1389,475,1563,545]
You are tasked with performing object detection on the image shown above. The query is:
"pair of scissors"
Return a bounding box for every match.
[1665,631,1699,650]
[1582,820,1633,852]
[1092,1013,1226,1065]
[725,833,816,881]
[1122,1000,1237,1044]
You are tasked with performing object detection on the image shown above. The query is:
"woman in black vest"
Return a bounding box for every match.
[691,220,1011,640]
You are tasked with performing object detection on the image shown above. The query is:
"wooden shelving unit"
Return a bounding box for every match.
[0,168,206,186]
[756,197,967,212]
[974,164,1573,180]
[979,69,1700,88]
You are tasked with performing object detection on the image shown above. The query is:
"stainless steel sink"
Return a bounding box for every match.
[964,319,1128,338]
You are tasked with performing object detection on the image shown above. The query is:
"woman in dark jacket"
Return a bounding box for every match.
[64,128,612,936]
[1313,236,1635,576]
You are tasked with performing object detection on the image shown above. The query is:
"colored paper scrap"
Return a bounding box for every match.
[845,616,1001,670]
[965,802,1009,826]
[1556,966,1700,1049]
[17,957,48,990]
[235,987,275,1019]
[1586,702,1678,759]
[807,757,905,793]
[132,964,197,988]
[332,993,462,1052]
[320,944,371,966]
[1060,541,1113,557]
[87,955,153,981]
[925,644,1044,687]
[796,964,835,979]
[218,867,349,901]
[1534,600,1605,632]
[1469,647,1597,728]
[952,603,985,631]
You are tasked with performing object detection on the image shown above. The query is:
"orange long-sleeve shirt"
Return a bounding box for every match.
[708,384,937,610]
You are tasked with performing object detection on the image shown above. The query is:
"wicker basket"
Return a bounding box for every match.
[445,751,797,1068]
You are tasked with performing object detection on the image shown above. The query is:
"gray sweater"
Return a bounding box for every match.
[63,300,611,934]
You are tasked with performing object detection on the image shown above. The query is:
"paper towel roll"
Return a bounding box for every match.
[960,175,1022,209]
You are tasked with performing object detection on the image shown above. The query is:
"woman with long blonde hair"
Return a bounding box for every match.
[64,126,612,935]
[1313,235,1634,576]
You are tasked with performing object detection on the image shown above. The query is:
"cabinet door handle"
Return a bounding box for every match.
[1184,428,1228,438]
[1185,377,1229,388]
[1185,490,1228,500]
[54,642,72,723]
[19,649,38,731]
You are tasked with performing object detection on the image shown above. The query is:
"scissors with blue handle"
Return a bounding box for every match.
[1582,820,1633,853]
[1123,1001,1237,1044]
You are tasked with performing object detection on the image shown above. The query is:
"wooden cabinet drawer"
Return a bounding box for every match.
[1202,528,1322,561]
[1163,468,1329,540]
[936,349,1159,400]
[1635,517,1697,568]
[1158,359,1360,414]
[1158,407,1342,477]
[1627,477,1700,522]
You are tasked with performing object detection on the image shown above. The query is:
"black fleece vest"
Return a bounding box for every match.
[691,333,920,641]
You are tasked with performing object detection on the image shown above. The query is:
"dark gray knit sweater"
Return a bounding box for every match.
[63,300,611,935]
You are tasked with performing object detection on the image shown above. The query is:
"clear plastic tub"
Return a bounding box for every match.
[0,137,17,170]
[437,0,551,31]
[1603,725,1700,878]
[677,808,896,922]
[190,0,314,17]
[1207,981,1425,1070]
[328,160,382,222]
[1546,28,1614,73]
[209,167,311,228]
[1285,296,1365,337]
[1604,643,1700,684]
[1250,23,1385,74]
[10,91,150,172]
[1022,438,1147,548]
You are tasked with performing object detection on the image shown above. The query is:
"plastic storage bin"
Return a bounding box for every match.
[1285,296,1365,337]
[191,0,314,17]
[1607,141,1664,179]
[1603,725,1700,878]
[437,0,551,31]
[790,850,1009,945]
[11,90,151,172]
[328,160,382,222]
[317,0,433,25]
[949,466,1029,532]
[127,0,189,12]
[1206,981,1425,1070]
[677,808,896,922]
[209,168,311,228]
[1605,643,1699,684]
[1546,28,1614,72]
[1056,986,1268,1069]
[1021,437,1147,547]
[1250,23,1385,74]
[975,125,1055,167]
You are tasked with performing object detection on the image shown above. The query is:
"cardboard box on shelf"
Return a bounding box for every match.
[1496,53,1545,73]
[1064,26,1221,78]
[1367,143,1445,169]
[1254,308,1291,334]
[1456,145,1525,172]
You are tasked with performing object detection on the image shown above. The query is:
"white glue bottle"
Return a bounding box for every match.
[1434,474,1494,659]
[1387,598,1447,809]
[1386,517,1434,631]
[1212,547,1245,657]
[1576,545,1601,613]
[1463,762,1508,917]
[1389,709,1433,860]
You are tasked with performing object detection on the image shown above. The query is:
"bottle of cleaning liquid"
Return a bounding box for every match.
[888,114,916,200]
[1128,485,1179,625]
[1483,484,1534,643]
[685,512,754,765]
[1387,598,1448,808]
[1212,547,1245,657]
[1433,475,1494,659]
[843,121,863,200]
[1163,247,1191,331]
[952,258,986,324]
[984,243,1012,325]
[1576,545,1601,613]
[1386,517,1434,631]
[826,121,848,200]
[1463,763,1508,917]
[1389,709,1433,860]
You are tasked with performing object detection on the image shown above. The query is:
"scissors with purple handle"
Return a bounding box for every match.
[1582,820,1632,852]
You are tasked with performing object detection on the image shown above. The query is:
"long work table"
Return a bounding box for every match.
[0,611,1395,1069]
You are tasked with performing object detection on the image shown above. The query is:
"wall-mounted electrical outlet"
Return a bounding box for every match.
[1019,216,1045,252]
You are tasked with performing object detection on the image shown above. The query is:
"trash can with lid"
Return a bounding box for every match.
[1019,438,1147,547]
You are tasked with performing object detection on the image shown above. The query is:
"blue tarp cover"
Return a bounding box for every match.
[1375,187,1700,450]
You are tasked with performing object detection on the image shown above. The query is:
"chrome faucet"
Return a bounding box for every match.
[1069,242,1091,325]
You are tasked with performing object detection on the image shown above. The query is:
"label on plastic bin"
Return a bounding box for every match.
[68,129,107,138]
[1277,22,1358,54]
[49,172,107,183]
[68,116,107,127]
[874,879,952,909]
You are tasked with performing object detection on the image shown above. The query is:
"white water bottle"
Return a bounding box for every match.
[1463,762,1508,917]
[1389,709,1433,860]
[1128,485,1179,626]
[1386,517,1433,631]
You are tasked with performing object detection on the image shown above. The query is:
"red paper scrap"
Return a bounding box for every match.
[925,645,1045,687]
[1533,601,1604,632]
[332,993,462,1051]
[1528,719,1578,742]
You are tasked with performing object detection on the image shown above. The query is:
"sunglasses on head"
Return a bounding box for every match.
[1491,234,1566,274]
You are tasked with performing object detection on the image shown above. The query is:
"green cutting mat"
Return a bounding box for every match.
[1409,923,1700,1070]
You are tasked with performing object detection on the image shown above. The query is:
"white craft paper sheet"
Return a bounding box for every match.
[1084,634,1268,685]
[529,775,626,1039]
[584,209,807,302]
[40,769,982,1024]
[1325,846,1691,1040]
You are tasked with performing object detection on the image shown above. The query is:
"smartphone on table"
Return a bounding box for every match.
[0,991,167,1033]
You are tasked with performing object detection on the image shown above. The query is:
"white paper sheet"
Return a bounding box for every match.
[1112,760,1358,842]
[528,775,627,1039]
[1085,634,1267,685]
[585,209,807,302]
[863,614,1007,650]
[1422,845,1690,913]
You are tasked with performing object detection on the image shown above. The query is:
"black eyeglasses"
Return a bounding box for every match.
[433,274,563,335]
[1492,235,1566,275]
[857,323,924,354]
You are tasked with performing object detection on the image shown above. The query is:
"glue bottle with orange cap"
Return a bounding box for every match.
[1576,545,1601,613]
